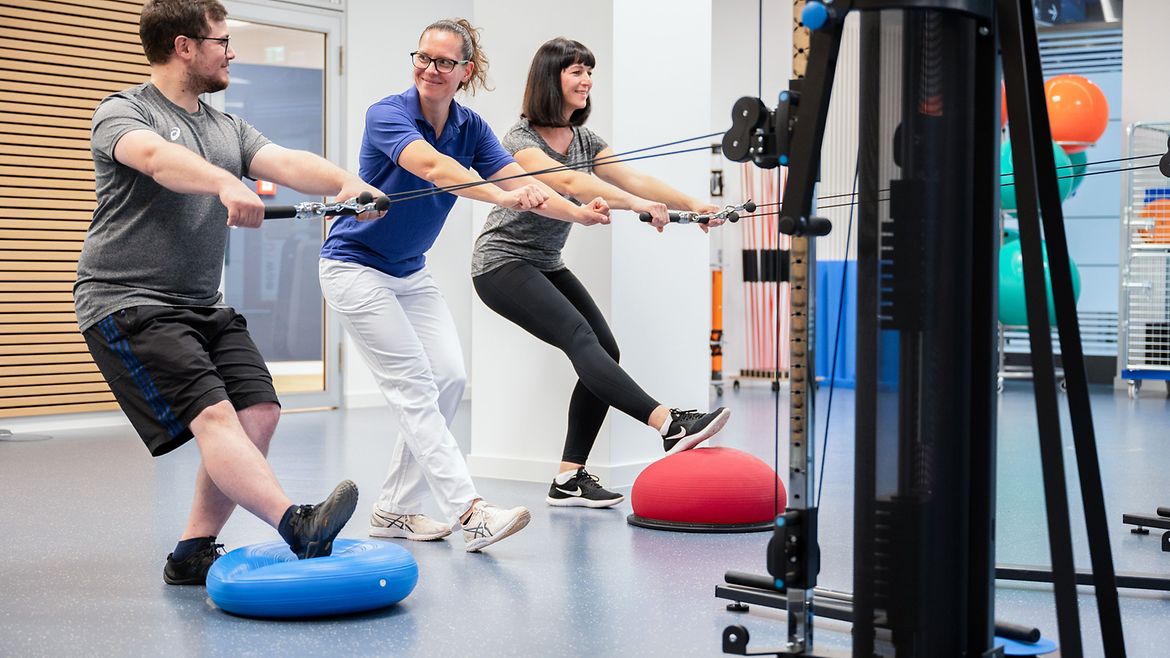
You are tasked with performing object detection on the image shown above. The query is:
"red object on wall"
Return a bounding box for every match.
[1044,74,1109,154]
[256,180,277,196]
[628,447,787,532]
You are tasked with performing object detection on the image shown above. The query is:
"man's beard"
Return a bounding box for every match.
[187,69,228,95]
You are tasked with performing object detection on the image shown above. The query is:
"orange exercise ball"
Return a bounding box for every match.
[1044,74,1108,154]
[1138,199,1170,245]
[1000,82,1008,131]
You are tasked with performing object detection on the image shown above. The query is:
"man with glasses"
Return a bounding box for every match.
[75,0,382,585]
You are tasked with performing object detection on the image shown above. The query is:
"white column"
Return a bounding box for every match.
[1121,0,1170,130]
[469,0,713,485]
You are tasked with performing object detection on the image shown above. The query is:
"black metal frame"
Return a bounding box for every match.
[718,1,1131,656]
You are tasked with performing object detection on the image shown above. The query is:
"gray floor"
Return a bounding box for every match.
[2,382,1169,657]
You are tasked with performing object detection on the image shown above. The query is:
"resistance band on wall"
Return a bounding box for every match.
[739,163,790,381]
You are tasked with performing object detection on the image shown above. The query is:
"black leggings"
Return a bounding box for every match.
[473,260,660,464]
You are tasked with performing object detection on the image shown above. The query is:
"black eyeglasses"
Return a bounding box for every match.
[194,35,231,55]
[410,51,467,74]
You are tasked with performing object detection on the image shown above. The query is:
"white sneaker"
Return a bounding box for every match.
[460,501,531,552]
[369,506,453,541]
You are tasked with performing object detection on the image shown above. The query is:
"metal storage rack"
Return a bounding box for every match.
[1119,121,1170,398]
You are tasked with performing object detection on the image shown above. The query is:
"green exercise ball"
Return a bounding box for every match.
[999,236,1081,326]
[1067,149,1088,196]
[1000,139,1073,213]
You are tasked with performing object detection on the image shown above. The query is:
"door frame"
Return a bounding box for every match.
[215,0,346,410]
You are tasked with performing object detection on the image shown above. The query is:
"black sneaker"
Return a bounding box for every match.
[546,468,625,508]
[662,407,731,455]
[284,480,359,559]
[163,540,225,586]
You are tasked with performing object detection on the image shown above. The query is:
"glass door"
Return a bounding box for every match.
[210,2,344,408]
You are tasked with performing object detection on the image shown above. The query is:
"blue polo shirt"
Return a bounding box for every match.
[321,87,514,277]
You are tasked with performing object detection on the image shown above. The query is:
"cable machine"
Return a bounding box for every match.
[716,1,1125,656]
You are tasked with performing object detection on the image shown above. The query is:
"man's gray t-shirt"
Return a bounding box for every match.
[74,82,270,332]
[471,119,607,276]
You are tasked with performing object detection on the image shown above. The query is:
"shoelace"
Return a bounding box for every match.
[186,543,224,566]
[670,408,704,423]
[575,468,603,490]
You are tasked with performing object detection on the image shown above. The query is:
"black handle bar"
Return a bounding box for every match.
[264,191,390,220]
[638,200,756,225]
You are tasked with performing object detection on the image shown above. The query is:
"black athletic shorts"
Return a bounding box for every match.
[82,305,280,457]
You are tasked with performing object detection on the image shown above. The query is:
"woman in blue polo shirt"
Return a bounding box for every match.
[319,18,609,553]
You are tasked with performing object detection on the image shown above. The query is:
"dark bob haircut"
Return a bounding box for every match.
[522,38,596,128]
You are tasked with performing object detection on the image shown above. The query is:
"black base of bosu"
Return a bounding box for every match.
[626,514,773,533]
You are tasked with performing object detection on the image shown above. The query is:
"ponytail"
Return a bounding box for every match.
[422,18,491,95]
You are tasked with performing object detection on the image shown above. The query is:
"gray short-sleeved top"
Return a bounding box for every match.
[74,82,270,332]
[471,119,607,276]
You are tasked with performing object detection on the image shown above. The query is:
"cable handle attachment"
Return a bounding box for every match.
[638,200,756,225]
[264,191,391,220]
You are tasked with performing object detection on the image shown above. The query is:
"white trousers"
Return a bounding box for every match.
[319,258,477,524]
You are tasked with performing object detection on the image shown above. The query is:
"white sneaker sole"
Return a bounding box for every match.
[464,508,532,553]
[369,526,453,541]
[545,494,626,508]
[664,408,731,456]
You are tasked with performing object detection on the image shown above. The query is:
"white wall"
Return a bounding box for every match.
[609,0,711,462]
[1121,1,1170,132]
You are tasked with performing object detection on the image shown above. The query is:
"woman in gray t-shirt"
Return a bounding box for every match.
[472,38,730,508]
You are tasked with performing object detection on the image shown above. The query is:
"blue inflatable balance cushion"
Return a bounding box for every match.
[995,635,1058,656]
[207,539,418,618]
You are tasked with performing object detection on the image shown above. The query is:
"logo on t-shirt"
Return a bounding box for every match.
[168,127,181,141]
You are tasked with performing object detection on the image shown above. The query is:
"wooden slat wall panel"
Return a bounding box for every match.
[0,17,141,47]
[0,362,100,376]
[0,48,146,76]
[0,282,77,293]
[1,59,146,86]
[0,0,147,418]
[0,135,100,151]
[0,90,104,113]
[0,332,88,345]
[0,231,88,243]
[0,401,118,419]
[0,39,149,69]
[0,118,93,136]
[0,3,140,27]
[0,127,94,143]
[0,220,93,232]
[21,0,144,15]
[0,382,112,396]
[2,372,105,385]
